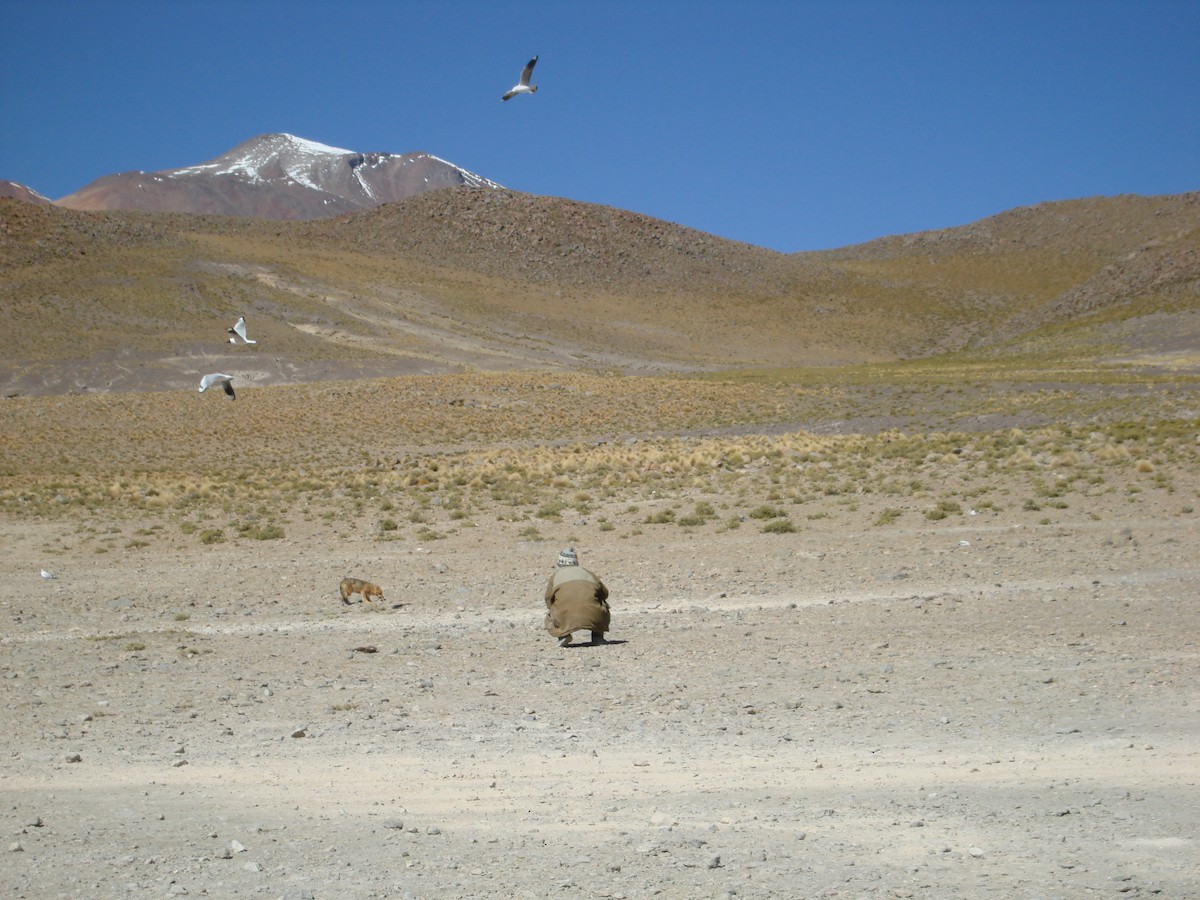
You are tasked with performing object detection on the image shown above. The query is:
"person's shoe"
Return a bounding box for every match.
[590,631,607,645]
[557,634,573,647]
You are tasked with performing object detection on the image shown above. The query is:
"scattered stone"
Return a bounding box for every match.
[230,840,246,854]
[706,854,723,869]
[383,818,405,830]
[290,726,308,739]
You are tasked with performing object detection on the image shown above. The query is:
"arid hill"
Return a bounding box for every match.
[1,188,1198,396]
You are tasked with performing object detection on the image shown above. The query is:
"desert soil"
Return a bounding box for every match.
[2,473,1197,900]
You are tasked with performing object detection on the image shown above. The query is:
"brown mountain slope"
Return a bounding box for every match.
[300,188,795,293]
[824,193,1200,260]
[2,189,1198,397]
[807,192,1200,358]
[0,181,51,205]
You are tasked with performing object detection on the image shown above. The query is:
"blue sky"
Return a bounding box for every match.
[3,0,1197,252]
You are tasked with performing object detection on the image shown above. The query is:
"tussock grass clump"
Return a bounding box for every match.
[874,507,903,526]
[925,499,964,521]
[677,500,717,528]
[762,518,797,534]
[236,521,285,541]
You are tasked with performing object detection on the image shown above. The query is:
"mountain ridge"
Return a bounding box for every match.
[0,180,51,205]
[1,184,1197,397]
[51,133,503,220]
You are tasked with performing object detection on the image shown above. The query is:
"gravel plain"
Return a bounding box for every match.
[3,479,1197,899]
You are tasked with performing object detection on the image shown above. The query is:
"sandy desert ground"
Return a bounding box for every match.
[2,448,1197,899]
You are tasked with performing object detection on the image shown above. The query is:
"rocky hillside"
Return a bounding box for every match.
[299,188,800,294]
[825,193,1199,260]
[1,188,1197,396]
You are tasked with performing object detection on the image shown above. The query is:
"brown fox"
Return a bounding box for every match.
[340,577,385,605]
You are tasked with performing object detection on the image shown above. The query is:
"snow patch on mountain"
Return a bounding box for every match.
[53,133,504,219]
[163,134,500,194]
[422,153,504,190]
[0,180,52,204]
[353,165,377,201]
[169,134,354,186]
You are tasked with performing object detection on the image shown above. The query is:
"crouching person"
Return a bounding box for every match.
[544,547,610,647]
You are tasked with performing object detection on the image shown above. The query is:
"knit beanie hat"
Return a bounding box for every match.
[557,547,578,567]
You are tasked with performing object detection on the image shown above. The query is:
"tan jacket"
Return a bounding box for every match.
[544,566,610,637]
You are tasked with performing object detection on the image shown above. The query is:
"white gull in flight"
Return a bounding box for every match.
[227,316,257,344]
[502,56,539,101]
[199,373,236,399]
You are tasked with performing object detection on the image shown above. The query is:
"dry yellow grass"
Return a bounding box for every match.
[3,368,1195,551]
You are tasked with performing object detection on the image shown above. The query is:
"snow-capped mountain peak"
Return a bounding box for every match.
[55,133,503,220]
[171,133,356,186]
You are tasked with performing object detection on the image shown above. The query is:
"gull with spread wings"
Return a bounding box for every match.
[502,56,539,101]
[199,373,236,399]
[227,316,257,344]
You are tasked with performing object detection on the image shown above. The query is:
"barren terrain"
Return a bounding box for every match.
[2,370,1198,899]
[2,189,1198,896]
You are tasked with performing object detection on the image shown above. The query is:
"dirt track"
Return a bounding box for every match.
[3,495,1197,899]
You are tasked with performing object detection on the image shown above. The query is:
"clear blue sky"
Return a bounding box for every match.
[3,0,1197,252]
